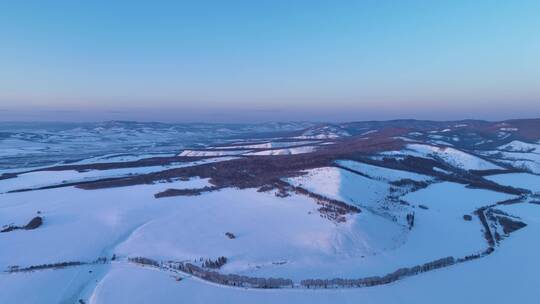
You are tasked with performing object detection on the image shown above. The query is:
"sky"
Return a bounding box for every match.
[0,0,539,123]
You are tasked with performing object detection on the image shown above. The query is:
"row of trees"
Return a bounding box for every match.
[128,257,160,267]
[203,256,227,269]
[7,261,84,273]
[1,216,43,233]
[173,262,293,288]
[301,256,455,288]
[406,212,415,230]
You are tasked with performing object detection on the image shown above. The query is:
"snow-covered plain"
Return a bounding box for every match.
[0,179,530,303]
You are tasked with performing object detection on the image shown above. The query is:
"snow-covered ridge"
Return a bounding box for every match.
[497,140,540,153]
[212,141,319,150]
[382,144,503,171]
[286,166,391,208]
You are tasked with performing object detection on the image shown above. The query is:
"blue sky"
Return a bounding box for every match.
[0,0,539,122]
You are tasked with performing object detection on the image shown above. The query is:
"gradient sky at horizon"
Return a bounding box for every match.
[1,0,539,122]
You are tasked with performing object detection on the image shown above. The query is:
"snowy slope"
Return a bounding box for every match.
[0,180,210,271]
[497,140,540,153]
[115,188,403,280]
[385,144,503,171]
[286,167,391,208]
[477,150,540,173]
[485,173,540,193]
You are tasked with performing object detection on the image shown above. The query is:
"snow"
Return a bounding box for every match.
[0,157,229,193]
[0,121,312,170]
[179,149,250,157]
[432,167,452,175]
[485,173,540,193]
[428,140,454,146]
[392,136,416,142]
[0,164,532,303]
[336,160,433,183]
[0,180,209,271]
[497,140,540,153]
[213,141,318,150]
[88,202,540,303]
[74,153,177,165]
[245,146,317,156]
[115,188,402,280]
[360,130,377,136]
[403,182,514,216]
[3,121,540,303]
[295,134,342,139]
[295,126,350,139]
[478,150,540,173]
[404,144,503,171]
[499,158,540,174]
[286,167,390,208]
[0,264,103,304]
[400,182,514,256]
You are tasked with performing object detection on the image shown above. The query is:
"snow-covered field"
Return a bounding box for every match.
[0,156,235,193]
[85,201,540,304]
[0,181,532,303]
[485,173,540,193]
[336,160,434,183]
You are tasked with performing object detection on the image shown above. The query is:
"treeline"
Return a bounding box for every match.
[475,207,496,247]
[301,256,455,288]
[154,186,218,198]
[7,261,84,273]
[7,256,109,273]
[173,262,293,289]
[1,216,43,233]
[258,180,360,223]
[125,252,500,290]
[128,257,160,267]
[406,212,415,230]
[203,256,227,269]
